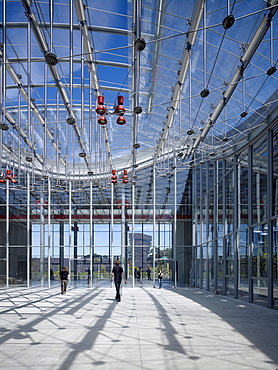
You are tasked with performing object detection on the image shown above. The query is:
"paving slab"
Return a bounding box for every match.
[0,286,277,370]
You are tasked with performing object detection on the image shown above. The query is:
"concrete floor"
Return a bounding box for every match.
[0,285,277,370]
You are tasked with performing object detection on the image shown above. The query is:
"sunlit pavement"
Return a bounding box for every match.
[0,285,277,370]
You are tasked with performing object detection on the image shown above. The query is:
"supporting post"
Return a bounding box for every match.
[6,178,9,288]
[132,181,135,287]
[152,164,156,287]
[89,180,93,288]
[27,173,30,288]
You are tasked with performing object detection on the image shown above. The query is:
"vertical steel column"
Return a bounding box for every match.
[89,181,93,288]
[200,163,203,289]
[192,165,197,287]
[6,178,9,288]
[110,183,114,273]
[234,155,239,299]
[132,182,135,287]
[121,193,126,268]
[205,162,209,290]
[213,161,218,292]
[223,160,227,295]
[40,194,45,287]
[152,164,156,288]
[173,157,177,288]
[267,128,273,308]
[48,179,51,288]
[69,182,72,285]
[248,145,254,303]
[27,173,30,288]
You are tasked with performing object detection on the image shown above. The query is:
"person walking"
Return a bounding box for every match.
[147,267,151,280]
[111,261,126,302]
[50,268,54,280]
[158,269,163,289]
[59,267,70,294]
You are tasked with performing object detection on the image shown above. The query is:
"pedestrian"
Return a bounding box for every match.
[87,268,90,284]
[111,261,126,302]
[50,268,54,280]
[59,267,70,294]
[158,269,163,289]
[147,267,151,280]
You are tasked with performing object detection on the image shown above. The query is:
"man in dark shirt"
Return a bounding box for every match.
[111,261,126,302]
[59,267,70,295]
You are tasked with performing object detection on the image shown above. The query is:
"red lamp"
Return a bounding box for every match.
[98,116,107,125]
[115,96,125,115]
[116,116,126,125]
[122,169,128,184]
[96,95,106,115]
[5,170,12,181]
[111,170,117,184]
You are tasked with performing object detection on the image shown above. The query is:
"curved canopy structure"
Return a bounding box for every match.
[0,0,278,207]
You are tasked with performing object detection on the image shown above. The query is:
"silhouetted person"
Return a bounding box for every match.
[50,268,54,280]
[111,261,126,302]
[158,269,163,289]
[59,267,70,294]
[147,267,151,280]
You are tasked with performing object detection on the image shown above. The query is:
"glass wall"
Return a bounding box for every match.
[192,125,278,309]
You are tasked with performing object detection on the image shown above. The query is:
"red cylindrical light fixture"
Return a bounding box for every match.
[116,116,126,125]
[115,95,125,115]
[96,95,106,115]
[98,116,107,125]
[97,95,105,105]
[111,169,117,184]
[5,170,12,181]
[122,169,128,184]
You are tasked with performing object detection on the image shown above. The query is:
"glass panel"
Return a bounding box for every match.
[218,177,223,238]
[196,203,201,245]
[218,238,224,293]
[239,158,248,226]
[253,279,268,307]
[0,205,6,245]
[226,234,234,297]
[239,230,249,301]
[226,277,234,297]
[196,246,201,288]
[273,131,278,217]
[202,244,207,290]
[253,135,268,224]
[273,220,278,310]
[226,164,234,233]
[209,241,214,292]
[253,224,268,278]
[0,247,6,287]
[252,224,268,307]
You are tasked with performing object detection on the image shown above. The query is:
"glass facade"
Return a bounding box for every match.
[192,124,278,309]
[0,0,278,311]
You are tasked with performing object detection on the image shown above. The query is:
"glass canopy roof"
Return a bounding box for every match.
[0,0,277,208]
